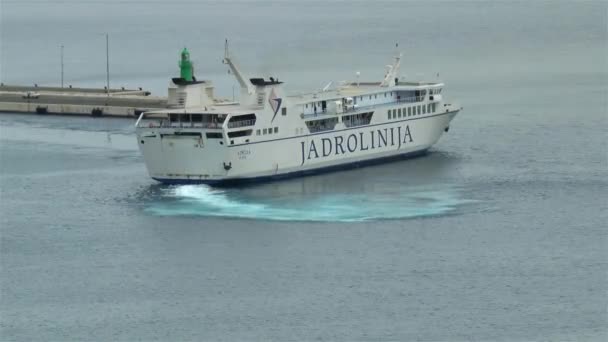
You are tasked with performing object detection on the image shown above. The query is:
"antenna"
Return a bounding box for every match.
[105,33,110,95]
[221,39,254,95]
[356,71,360,87]
[322,81,332,92]
[223,38,229,61]
[60,45,64,88]
[380,44,402,87]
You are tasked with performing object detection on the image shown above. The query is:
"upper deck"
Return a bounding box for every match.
[289,80,444,118]
[288,80,442,105]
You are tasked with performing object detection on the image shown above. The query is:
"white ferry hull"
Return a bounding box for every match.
[137,110,458,185]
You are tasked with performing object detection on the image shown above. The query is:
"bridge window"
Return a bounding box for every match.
[263,128,267,135]
[282,108,287,116]
[387,110,391,119]
[227,113,256,128]
[306,117,338,133]
[274,127,278,133]
[227,129,252,138]
[206,132,223,139]
[343,111,373,127]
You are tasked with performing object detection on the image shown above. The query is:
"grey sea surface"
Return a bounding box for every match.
[1,1,607,341]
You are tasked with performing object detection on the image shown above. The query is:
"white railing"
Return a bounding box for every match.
[140,120,223,129]
[168,121,223,129]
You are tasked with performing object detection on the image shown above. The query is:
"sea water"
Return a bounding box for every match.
[1,1,606,340]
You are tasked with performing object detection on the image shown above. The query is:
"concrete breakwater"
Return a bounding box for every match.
[0,84,168,117]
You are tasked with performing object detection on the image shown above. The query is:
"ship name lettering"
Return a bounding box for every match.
[307,140,319,160]
[321,138,332,157]
[299,125,414,166]
[237,149,251,160]
[335,136,345,155]
[347,134,357,153]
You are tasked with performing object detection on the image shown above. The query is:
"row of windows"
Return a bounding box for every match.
[387,103,437,120]
[304,92,396,109]
[304,89,440,109]
[256,127,279,135]
[358,92,393,101]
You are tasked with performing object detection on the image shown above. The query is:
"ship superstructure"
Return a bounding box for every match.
[135,43,462,185]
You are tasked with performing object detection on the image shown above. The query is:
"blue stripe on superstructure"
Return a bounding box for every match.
[152,148,429,187]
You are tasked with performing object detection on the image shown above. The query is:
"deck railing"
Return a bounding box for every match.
[157,121,223,129]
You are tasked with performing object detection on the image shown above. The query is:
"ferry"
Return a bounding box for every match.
[135,42,462,185]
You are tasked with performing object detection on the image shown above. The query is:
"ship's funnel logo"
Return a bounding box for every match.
[269,88,282,123]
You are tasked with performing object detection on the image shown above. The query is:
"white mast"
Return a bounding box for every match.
[222,39,254,95]
[380,44,402,87]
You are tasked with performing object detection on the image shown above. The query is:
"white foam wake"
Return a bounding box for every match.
[144,183,474,222]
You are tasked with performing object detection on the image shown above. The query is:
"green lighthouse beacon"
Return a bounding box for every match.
[179,48,194,82]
